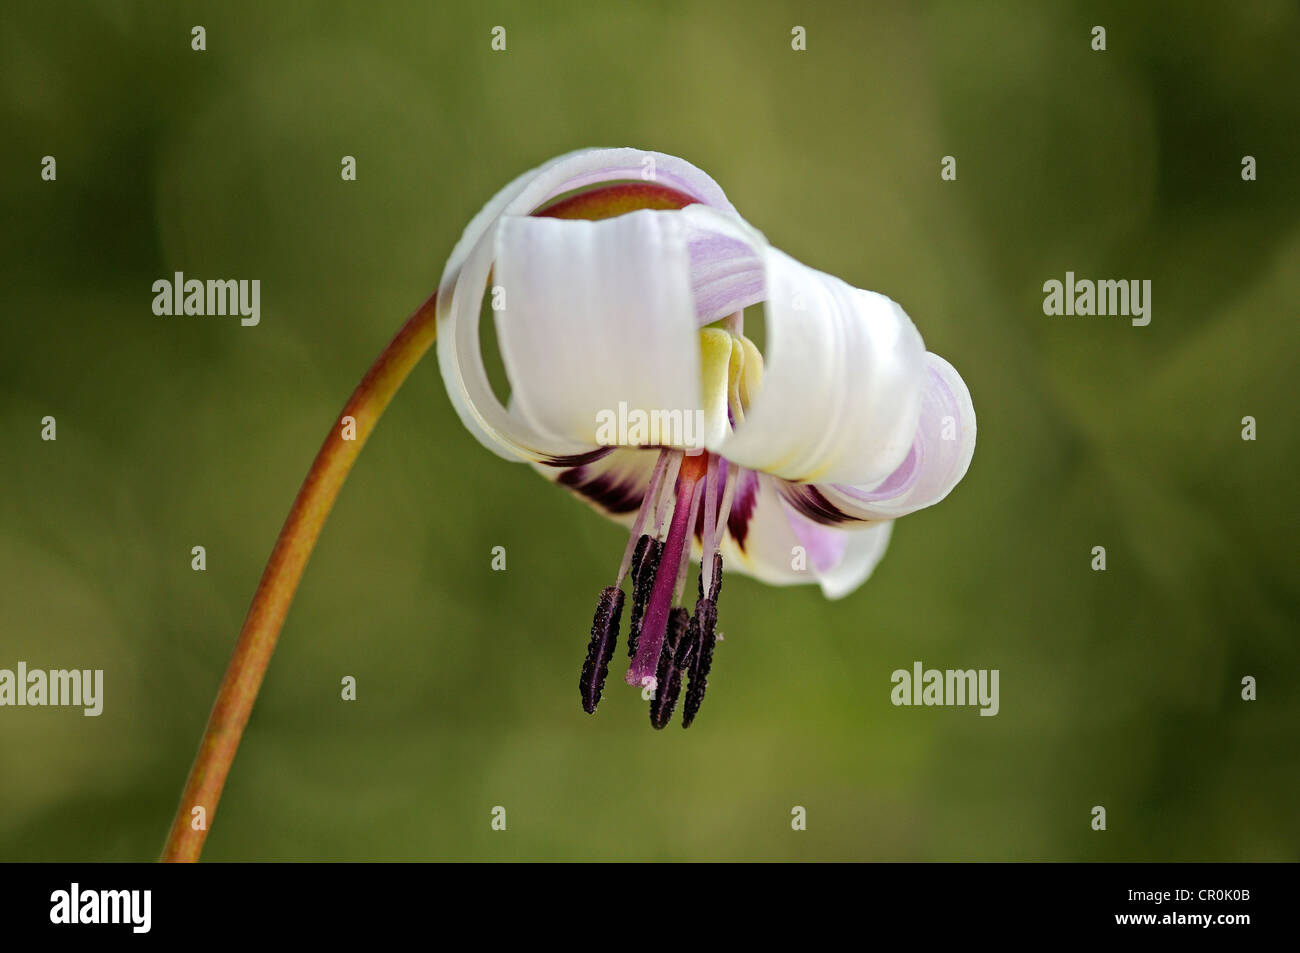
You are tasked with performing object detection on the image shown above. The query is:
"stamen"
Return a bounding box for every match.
[626,453,708,686]
[651,453,683,539]
[707,551,724,602]
[682,592,717,728]
[626,534,663,659]
[615,450,671,586]
[674,610,698,671]
[701,452,719,570]
[703,460,738,598]
[671,464,707,605]
[649,607,690,729]
[579,586,625,714]
[680,550,724,728]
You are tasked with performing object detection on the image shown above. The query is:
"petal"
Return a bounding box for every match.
[803,519,893,599]
[437,149,738,463]
[441,148,738,287]
[704,239,929,486]
[717,472,893,598]
[532,447,661,524]
[494,210,704,448]
[781,353,976,522]
[685,218,767,325]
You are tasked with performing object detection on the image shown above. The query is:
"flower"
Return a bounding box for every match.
[437,148,976,729]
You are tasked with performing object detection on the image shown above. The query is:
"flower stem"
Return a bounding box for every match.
[160,291,439,862]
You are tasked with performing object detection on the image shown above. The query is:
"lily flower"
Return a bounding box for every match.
[437,148,976,729]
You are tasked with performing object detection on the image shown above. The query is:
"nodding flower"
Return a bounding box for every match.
[436,149,976,729]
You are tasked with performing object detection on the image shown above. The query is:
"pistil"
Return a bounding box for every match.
[626,452,709,688]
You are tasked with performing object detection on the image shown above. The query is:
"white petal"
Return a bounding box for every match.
[686,221,767,324]
[531,447,661,524]
[441,148,738,289]
[494,211,703,448]
[436,149,737,463]
[717,472,892,598]
[808,353,977,520]
[711,247,927,486]
[807,519,893,600]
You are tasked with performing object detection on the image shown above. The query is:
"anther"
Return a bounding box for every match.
[682,598,717,728]
[627,535,663,659]
[682,553,724,728]
[579,586,625,714]
[707,552,723,602]
[674,612,697,671]
[649,608,690,729]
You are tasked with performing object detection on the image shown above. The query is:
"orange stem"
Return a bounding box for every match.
[161,180,698,863]
[160,291,439,862]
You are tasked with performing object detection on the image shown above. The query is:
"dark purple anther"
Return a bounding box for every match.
[649,608,690,729]
[682,598,716,728]
[627,535,663,659]
[579,586,625,714]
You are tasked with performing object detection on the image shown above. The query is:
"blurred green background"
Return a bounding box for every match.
[1,0,1297,861]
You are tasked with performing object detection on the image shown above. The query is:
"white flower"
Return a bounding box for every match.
[437,148,976,728]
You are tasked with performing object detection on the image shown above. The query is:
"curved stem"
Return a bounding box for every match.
[161,292,439,862]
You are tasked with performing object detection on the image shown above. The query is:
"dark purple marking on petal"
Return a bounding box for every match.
[726,468,760,551]
[579,586,625,714]
[780,483,859,526]
[540,447,615,468]
[558,465,646,515]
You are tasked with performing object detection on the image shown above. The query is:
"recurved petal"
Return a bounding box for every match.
[441,148,738,289]
[780,353,976,522]
[494,210,704,449]
[718,471,893,599]
[709,247,928,487]
[437,149,737,464]
[799,518,893,600]
[685,220,767,325]
[532,447,662,524]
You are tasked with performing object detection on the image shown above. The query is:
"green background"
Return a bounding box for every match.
[1,0,1297,861]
